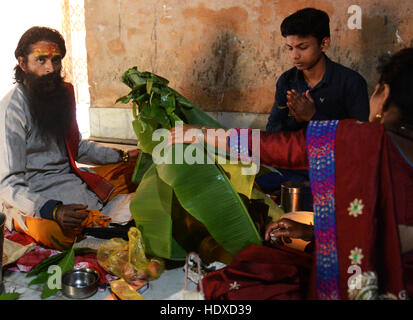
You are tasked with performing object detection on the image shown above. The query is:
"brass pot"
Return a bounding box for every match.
[280,181,309,213]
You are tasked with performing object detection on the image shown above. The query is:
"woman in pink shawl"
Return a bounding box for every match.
[170,48,413,300]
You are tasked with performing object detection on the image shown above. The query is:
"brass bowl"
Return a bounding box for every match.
[62,268,99,299]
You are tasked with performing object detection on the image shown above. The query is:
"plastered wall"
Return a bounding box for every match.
[84,0,412,135]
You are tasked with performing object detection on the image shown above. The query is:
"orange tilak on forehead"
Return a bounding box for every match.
[33,42,61,58]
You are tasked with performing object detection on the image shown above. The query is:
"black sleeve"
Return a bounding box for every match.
[344,74,370,122]
[39,200,63,220]
[266,77,290,132]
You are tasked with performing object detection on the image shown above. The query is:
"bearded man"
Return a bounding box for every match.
[0,26,138,249]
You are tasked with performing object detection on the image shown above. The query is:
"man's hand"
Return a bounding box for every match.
[126,149,139,162]
[113,148,140,163]
[55,204,88,231]
[265,218,314,246]
[286,89,316,122]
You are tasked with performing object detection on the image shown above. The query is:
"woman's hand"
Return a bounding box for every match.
[168,125,206,145]
[265,218,314,245]
[168,125,231,154]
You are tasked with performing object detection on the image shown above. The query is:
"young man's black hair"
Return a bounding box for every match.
[280,8,330,44]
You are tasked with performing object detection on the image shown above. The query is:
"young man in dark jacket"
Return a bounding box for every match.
[259,8,369,201]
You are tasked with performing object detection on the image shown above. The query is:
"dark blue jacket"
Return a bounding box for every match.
[266,56,370,132]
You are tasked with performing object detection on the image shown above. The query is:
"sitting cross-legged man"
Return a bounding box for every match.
[0,26,139,249]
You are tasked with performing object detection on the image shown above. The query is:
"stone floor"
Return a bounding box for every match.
[1,140,203,300]
[2,217,199,301]
[2,264,196,300]
[2,234,197,300]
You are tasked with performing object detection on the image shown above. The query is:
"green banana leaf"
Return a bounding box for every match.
[131,151,154,185]
[0,293,20,300]
[131,144,262,260]
[130,163,187,260]
[180,104,224,129]
[217,155,284,222]
[118,68,283,261]
[155,144,261,257]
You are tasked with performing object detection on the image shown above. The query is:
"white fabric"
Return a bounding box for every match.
[165,289,204,300]
[0,84,121,230]
[101,193,134,224]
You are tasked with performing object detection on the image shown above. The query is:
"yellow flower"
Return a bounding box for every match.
[349,247,364,265]
[348,198,364,218]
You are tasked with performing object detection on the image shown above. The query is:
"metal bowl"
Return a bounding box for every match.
[62,268,99,299]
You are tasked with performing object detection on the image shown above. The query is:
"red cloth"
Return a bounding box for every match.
[211,120,413,300]
[258,129,308,170]
[5,230,36,246]
[74,253,110,285]
[332,120,413,299]
[15,247,58,271]
[5,231,111,285]
[202,244,313,300]
[63,82,115,203]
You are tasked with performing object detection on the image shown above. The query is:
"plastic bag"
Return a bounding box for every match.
[97,227,164,284]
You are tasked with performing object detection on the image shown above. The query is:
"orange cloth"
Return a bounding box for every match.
[14,216,76,250]
[14,161,137,250]
[14,209,111,250]
[78,209,112,229]
[91,161,137,202]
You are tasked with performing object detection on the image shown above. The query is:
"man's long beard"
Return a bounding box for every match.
[24,71,73,142]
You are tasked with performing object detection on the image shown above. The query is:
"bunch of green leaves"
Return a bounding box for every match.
[117,67,225,186]
[26,237,96,299]
[117,68,283,261]
[117,67,223,155]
